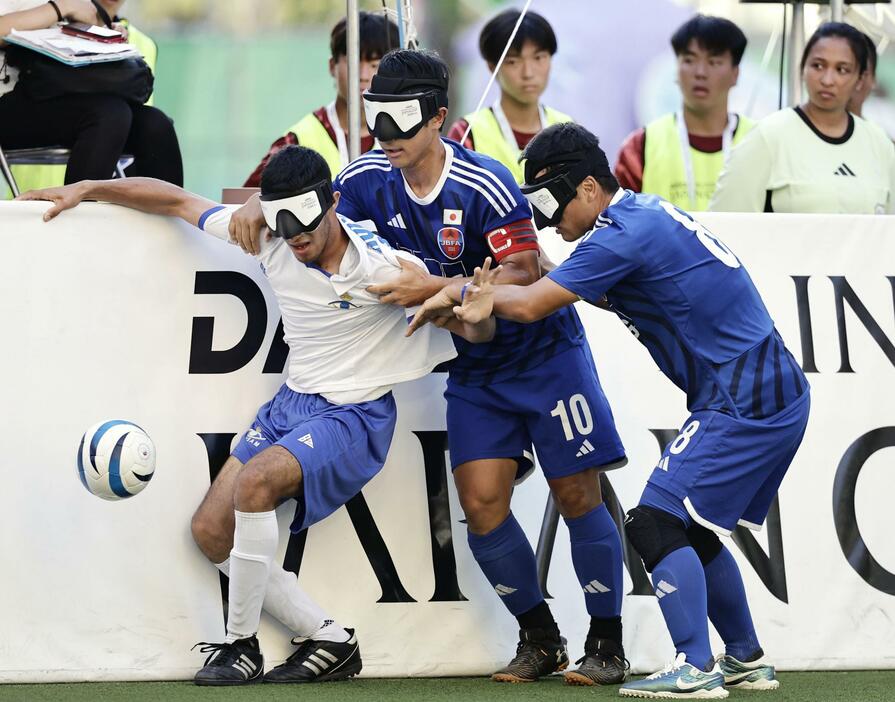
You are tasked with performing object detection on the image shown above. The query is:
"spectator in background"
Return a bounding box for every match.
[96,0,157,101]
[447,9,571,184]
[711,22,895,214]
[847,29,877,118]
[0,0,183,187]
[7,0,165,194]
[616,15,753,211]
[244,12,398,187]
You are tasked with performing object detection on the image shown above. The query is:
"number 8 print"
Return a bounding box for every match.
[659,200,740,269]
[669,420,701,455]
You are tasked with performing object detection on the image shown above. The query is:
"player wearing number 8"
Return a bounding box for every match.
[412,122,810,698]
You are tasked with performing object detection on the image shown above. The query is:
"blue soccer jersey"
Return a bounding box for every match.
[335,138,585,386]
[548,190,807,419]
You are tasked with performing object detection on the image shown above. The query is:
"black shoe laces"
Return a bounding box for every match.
[282,638,319,665]
[511,639,553,664]
[574,650,631,671]
[191,641,241,668]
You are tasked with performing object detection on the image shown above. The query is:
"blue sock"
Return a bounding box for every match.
[564,504,623,619]
[704,546,762,660]
[652,547,713,670]
[467,513,544,617]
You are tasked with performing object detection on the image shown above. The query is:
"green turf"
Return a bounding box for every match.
[0,672,893,702]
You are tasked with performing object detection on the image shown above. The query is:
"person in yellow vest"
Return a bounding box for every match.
[244,12,398,187]
[615,15,753,212]
[446,9,571,184]
[7,0,165,194]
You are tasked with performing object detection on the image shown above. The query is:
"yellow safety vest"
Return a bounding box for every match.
[7,22,159,197]
[287,113,343,180]
[641,112,754,212]
[463,105,572,183]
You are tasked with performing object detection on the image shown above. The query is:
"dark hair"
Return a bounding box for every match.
[260,146,331,196]
[522,123,619,195]
[801,22,869,74]
[330,11,399,61]
[861,29,877,76]
[671,15,747,66]
[376,49,451,94]
[479,9,557,65]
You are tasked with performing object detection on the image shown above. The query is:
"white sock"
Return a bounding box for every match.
[225,510,278,643]
[313,619,351,643]
[215,557,343,639]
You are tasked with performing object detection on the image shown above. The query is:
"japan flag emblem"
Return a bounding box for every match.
[437,227,464,260]
[443,208,463,225]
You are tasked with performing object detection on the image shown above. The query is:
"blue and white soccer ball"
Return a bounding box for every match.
[77,420,156,500]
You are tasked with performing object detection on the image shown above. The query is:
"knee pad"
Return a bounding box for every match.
[686,523,723,566]
[624,506,690,572]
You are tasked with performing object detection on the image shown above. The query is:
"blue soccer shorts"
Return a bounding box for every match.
[231,384,397,532]
[641,390,811,535]
[444,344,626,480]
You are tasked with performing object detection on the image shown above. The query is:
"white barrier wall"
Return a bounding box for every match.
[1,202,893,682]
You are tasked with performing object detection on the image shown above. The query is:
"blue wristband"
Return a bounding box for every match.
[460,282,471,301]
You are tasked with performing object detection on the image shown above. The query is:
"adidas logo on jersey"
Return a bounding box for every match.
[494,584,517,596]
[655,580,678,599]
[387,213,407,229]
[576,439,596,457]
[583,579,611,594]
[298,433,314,449]
[834,163,856,176]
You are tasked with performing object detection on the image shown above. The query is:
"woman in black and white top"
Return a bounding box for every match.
[0,0,182,186]
[710,22,895,214]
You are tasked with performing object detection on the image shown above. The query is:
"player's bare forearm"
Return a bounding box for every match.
[538,249,557,275]
[18,178,214,225]
[494,250,540,286]
[490,277,580,323]
[369,268,454,307]
[417,274,457,305]
[439,316,496,343]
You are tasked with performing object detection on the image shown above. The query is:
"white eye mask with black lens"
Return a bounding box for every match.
[520,147,610,229]
[259,180,334,239]
[363,74,448,141]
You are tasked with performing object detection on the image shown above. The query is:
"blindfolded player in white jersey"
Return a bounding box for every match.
[18,145,494,686]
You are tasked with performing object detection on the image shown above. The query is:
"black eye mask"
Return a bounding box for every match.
[259,180,335,239]
[363,74,449,141]
[520,148,610,229]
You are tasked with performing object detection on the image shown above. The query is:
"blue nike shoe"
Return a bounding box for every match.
[619,653,728,699]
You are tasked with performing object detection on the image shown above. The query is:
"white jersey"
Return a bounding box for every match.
[200,206,456,404]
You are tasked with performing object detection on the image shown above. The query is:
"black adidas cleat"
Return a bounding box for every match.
[565,637,629,686]
[192,635,264,686]
[492,627,569,683]
[263,628,362,683]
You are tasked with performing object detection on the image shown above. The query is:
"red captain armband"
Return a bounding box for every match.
[485,219,539,262]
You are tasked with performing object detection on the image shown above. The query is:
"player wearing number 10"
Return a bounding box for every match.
[412,122,810,698]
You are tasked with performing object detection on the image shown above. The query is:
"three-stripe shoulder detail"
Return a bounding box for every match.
[338,153,391,182]
[450,158,517,207]
[447,161,519,217]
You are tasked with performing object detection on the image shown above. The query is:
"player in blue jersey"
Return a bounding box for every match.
[232,49,630,685]
[409,122,810,699]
